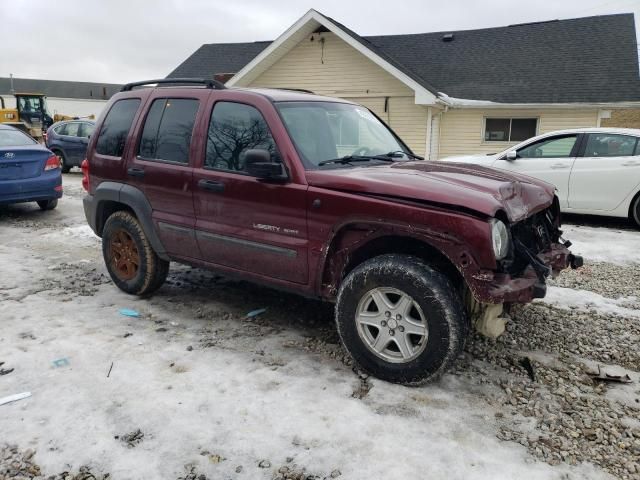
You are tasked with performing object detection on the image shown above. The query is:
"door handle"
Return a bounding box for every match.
[198,179,225,193]
[622,161,639,166]
[127,167,145,178]
[550,163,569,169]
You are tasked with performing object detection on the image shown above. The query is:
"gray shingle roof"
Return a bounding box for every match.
[168,42,271,79]
[0,77,122,100]
[167,13,640,104]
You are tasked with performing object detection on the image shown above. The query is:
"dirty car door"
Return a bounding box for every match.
[193,99,308,284]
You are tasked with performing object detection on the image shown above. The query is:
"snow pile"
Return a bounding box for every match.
[541,286,640,318]
[561,224,640,264]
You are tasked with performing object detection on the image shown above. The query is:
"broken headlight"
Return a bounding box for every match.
[490,219,510,260]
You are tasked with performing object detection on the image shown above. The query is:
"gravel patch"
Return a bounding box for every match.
[551,262,640,304]
[0,444,109,479]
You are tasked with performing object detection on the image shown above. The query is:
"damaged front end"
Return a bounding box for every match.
[467,199,583,338]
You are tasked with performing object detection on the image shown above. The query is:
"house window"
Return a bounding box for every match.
[485,118,537,142]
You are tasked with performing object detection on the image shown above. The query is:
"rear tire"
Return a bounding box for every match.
[54,150,70,173]
[335,254,468,385]
[102,211,169,296]
[37,199,58,210]
[630,193,640,228]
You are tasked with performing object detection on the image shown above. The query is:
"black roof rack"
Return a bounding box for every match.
[120,78,226,92]
[274,88,315,94]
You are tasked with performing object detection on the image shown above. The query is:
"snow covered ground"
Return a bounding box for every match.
[1,175,637,480]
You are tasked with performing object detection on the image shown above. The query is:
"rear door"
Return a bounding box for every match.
[193,99,309,284]
[491,134,580,208]
[568,132,640,211]
[59,122,86,164]
[125,93,207,260]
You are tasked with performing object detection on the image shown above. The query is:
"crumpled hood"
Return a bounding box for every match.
[306,161,556,222]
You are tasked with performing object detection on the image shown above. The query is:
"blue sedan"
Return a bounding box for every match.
[0,124,62,210]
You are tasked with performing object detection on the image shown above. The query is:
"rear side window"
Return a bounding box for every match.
[96,98,141,157]
[66,123,80,137]
[584,133,638,157]
[138,98,199,164]
[205,101,277,172]
[79,123,95,138]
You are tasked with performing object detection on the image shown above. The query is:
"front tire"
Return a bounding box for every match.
[102,211,169,296]
[37,199,58,210]
[335,254,467,385]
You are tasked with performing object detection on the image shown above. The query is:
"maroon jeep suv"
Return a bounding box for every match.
[82,79,580,385]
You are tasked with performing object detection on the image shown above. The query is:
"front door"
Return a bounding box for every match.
[193,100,309,284]
[126,94,208,260]
[491,134,580,208]
[568,132,640,211]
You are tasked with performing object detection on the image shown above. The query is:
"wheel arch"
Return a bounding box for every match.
[319,222,464,300]
[91,182,169,260]
[629,188,640,226]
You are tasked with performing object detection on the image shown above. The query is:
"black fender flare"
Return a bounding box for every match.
[90,182,169,261]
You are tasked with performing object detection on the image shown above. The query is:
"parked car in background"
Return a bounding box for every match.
[46,120,95,173]
[0,124,62,210]
[443,128,640,227]
[82,79,580,385]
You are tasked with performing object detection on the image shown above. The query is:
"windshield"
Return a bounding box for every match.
[276,101,410,168]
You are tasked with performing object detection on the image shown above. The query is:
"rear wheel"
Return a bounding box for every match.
[630,193,640,228]
[54,150,70,173]
[37,199,58,210]
[102,211,169,296]
[335,254,467,385]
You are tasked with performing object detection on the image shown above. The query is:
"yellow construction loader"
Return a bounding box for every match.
[0,93,94,141]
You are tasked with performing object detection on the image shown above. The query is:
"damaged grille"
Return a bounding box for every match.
[503,207,560,277]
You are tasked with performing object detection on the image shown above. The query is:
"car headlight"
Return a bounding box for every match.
[490,219,510,260]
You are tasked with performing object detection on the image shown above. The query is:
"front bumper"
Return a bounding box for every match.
[468,242,579,304]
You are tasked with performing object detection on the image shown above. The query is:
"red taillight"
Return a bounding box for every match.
[81,158,89,191]
[44,154,60,171]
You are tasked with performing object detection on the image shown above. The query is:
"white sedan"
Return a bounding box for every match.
[443,128,640,227]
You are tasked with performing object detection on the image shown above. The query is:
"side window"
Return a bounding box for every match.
[66,123,80,137]
[517,135,578,158]
[95,98,141,157]
[138,98,199,164]
[584,134,638,158]
[79,123,95,138]
[55,124,68,136]
[205,102,277,173]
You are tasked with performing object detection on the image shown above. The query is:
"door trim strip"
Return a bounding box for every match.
[196,230,297,258]
[158,222,195,238]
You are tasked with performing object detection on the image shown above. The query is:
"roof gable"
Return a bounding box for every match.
[225,9,438,104]
[167,12,640,104]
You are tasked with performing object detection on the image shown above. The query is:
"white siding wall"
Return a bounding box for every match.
[248,32,429,155]
[438,108,599,159]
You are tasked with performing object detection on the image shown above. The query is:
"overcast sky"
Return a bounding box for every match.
[3,0,639,84]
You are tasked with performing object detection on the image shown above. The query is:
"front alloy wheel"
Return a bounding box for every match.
[335,254,468,385]
[356,287,428,363]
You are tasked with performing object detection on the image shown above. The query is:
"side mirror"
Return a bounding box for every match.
[244,149,287,181]
[505,150,517,161]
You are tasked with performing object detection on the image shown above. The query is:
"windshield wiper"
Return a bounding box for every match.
[318,155,395,166]
[384,150,424,160]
